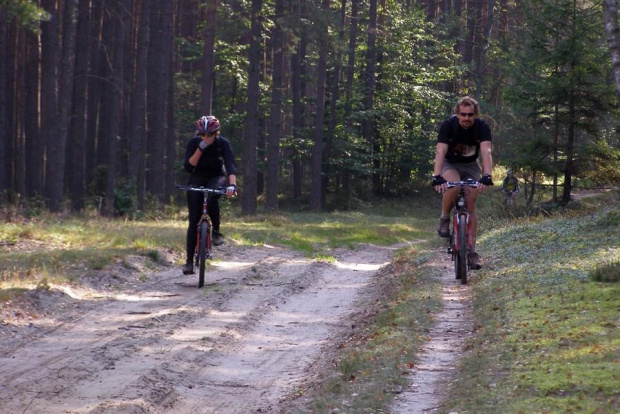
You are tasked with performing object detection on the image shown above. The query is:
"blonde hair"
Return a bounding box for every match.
[454,96,480,115]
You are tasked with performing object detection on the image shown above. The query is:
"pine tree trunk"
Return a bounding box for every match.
[41,0,60,210]
[105,0,129,216]
[128,0,150,209]
[310,0,330,211]
[265,0,285,212]
[201,0,218,115]
[364,0,378,192]
[0,7,9,199]
[68,0,91,211]
[147,0,172,202]
[242,0,262,215]
[290,0,306,200]
[24,30,41,198]
[342,0,359,202]
[603,0,620,106]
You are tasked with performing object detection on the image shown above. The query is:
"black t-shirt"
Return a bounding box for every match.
[437,116,492,163]
[183,136,238,178]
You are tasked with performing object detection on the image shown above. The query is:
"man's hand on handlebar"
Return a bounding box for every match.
[225,184,237,197]
[479,174,493,187]
[432,175,447,193]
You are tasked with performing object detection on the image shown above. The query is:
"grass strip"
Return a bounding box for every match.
[441,201,620,413]
[303,247,443,413]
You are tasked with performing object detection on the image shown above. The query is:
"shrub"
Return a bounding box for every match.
[589,260,620,282]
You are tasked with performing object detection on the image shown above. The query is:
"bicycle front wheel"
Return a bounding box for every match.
[458,215,468,284]
[198,221,209,288]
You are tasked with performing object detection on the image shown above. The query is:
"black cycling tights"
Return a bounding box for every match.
[186,176,226,264]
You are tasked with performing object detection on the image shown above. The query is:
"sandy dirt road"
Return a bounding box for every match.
[0,242,408,414]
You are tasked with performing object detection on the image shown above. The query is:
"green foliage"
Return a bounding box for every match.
[357,5,463,194]
[113,178,138,218]
[504,0,616,196]
[2,0,49,33]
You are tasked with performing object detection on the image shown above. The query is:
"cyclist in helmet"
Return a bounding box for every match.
[431,96,494,270]
[501,169,519,206]
[182,115,237,275]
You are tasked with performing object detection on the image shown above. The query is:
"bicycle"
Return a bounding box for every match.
[502,189,518,208]
[446,179,479,285]
[177,185,228,288]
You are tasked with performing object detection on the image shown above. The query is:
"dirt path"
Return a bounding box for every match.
[389,252,474,413]
[0,242,409,414]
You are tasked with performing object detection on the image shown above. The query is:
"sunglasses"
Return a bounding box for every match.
[459,112,475,118]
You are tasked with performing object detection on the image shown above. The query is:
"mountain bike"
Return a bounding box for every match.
[502,189,518,208]
[177,185,228,288]
[446,179,479,285]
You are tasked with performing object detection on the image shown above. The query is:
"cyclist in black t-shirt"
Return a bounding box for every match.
[182,116,237,275]
[431,96,494,270]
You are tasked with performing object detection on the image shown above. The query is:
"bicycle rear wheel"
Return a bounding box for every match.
[458,215,468,284]
[198,221,209,288]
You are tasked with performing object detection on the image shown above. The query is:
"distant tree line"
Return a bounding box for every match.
[1,0,618,216]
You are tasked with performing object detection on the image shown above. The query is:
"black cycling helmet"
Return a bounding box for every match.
[196,115,220,135]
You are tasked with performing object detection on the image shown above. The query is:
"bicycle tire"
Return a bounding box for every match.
[451,232,460,280]
[198,221,209,288]
[458,215,468,284]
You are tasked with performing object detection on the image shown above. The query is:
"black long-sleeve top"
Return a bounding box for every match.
[183,136,238,177]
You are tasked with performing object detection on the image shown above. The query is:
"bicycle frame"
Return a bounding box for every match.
[177,185,227,287]
[446,179,479,284]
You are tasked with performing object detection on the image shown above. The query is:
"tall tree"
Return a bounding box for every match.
[323,0,347,207]
[24,29,41,198]
[67,0,91,211]
[55,0,78,209]
[40,0,59,209]
[147,0,173,202]
[0,6,9,200]
[290,0,307,200]
[265,0,286,212]
[342,0,359,201]
[603,0,620,105]
[242,0,262,215]
[128,0,150,209]
[363,0,378,192]
[310,0,330,211]
[201,0,218,115]
[104,0,129,216]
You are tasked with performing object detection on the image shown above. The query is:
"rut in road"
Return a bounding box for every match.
[0,242,400,414]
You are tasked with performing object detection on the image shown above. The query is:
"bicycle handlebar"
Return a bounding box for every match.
[446,180,479,189]
[176,185,228,196]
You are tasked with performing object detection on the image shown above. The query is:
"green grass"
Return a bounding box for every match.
[228,211,429,254]
[440,193,620,413]
[0,198,436,289]
[0,216,187,287]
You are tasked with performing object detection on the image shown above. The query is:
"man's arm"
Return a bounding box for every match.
[480,140,493,176]
[433,143,449,176]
